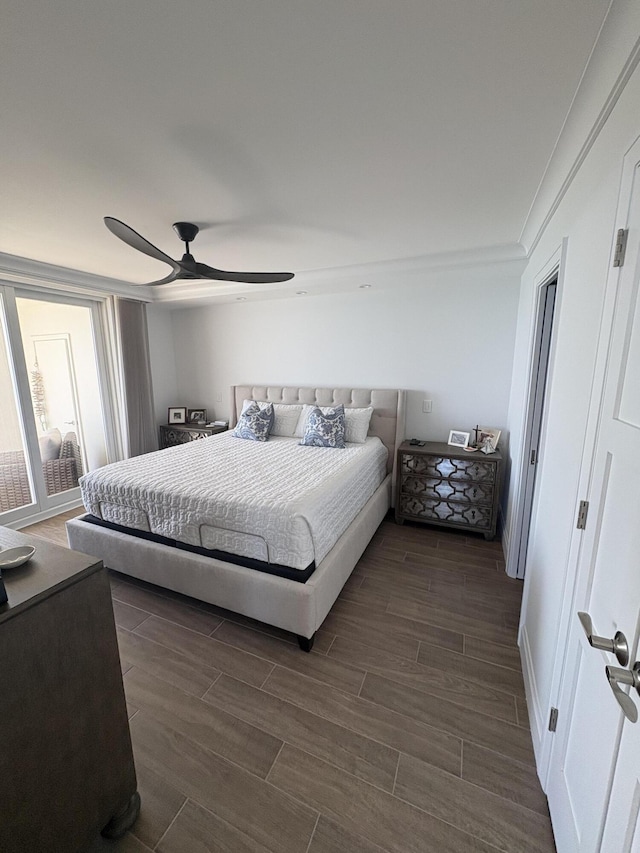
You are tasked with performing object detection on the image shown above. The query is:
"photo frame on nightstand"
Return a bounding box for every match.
[478,426,501,453]
[168,406,187,424]
[188,408,207,423]
[447,430,470,448]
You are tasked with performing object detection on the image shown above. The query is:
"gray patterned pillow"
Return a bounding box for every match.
[299,405,346,448]
[233,402,273,441]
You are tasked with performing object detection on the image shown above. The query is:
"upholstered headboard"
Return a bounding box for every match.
[231,385,406,489]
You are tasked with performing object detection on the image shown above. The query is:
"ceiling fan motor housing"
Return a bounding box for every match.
[173,222,199,244]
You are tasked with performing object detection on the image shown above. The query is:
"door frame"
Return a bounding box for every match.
[0,282,123,526]
[506,242,566,579]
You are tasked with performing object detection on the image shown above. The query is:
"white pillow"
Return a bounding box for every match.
[294,404,314,438]
[344,407,374,443]
[38,428,62,461]
[242,400,303,437]
[271,403,303,436]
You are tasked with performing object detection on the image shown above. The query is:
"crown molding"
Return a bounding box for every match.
[0,242,527,308]
[0,252,154,301]
[295,242,527,281]
[520,2,640,254]
[152,242,527,306]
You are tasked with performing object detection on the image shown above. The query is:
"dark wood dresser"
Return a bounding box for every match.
[159,422,227,448]
[395,441,503,540]
[0,527,139,852]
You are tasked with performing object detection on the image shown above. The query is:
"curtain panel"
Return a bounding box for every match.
[116,298,158,457]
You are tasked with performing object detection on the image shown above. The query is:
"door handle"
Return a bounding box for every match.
[605,664,640,723]
[577,611,629,666]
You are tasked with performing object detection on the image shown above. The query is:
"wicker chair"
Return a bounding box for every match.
[0,432,83,513]
[0,451,32,514]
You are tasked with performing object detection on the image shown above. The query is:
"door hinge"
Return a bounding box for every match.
[576,500,589,530]
[530,449,537,465]
[548,707,559,732]
[613,228,628,267]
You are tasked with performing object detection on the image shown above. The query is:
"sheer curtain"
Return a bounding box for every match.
[116,298,158,457]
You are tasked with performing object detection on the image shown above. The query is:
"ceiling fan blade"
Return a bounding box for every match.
[144,269,181,286]
[126,270,180,286]
[104,217,180,271]
[194,262,294,284]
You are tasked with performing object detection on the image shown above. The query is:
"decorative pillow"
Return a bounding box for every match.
[299,405,346,448]
[38,428,62,461]
[295,404,374,443]
[233,402,273,441]
[240,399,275,433]
[344,407,374,443]
[241,399,302,436]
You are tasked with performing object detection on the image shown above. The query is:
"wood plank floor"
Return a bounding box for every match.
[21,510,556,853]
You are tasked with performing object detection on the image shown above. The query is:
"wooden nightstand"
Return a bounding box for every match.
[159,423,227,448]
[395,441,503,540]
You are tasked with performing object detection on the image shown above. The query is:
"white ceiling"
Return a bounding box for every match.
[1,0,609,291]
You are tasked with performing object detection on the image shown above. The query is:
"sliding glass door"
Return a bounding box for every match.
[0,285,117,525]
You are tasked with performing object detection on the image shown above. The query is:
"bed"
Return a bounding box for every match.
[66,385,406,650]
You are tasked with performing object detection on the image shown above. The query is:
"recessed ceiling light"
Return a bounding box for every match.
[359,284,372,289]
[236,297,247,301]
[296,291,308,295]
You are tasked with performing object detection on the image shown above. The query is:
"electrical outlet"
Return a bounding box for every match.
[422,399,433,413]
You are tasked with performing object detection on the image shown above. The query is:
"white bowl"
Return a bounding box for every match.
[0,545,36,569]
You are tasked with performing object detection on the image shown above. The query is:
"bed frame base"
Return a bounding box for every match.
[67,477,391,642]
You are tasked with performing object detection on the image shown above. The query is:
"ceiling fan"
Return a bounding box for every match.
[104,217,295,285]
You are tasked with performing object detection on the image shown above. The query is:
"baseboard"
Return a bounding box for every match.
[519,623,548,788]
[7,498,84,530]
[498,504,509,562]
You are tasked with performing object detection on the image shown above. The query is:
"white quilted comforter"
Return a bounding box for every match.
[79,433,388,570]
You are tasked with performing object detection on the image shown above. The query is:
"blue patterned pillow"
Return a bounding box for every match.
[233,402,273,441]
[240,399,276,433]
[299,405,346,448]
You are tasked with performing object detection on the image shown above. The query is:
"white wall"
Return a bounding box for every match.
[165,261,521,455]
[505,56,640,767]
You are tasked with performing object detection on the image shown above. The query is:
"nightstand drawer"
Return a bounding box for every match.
[401,454,497,484]
[400,474,495,505]
[399,494,493,530]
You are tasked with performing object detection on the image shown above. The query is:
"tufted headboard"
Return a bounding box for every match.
[231,385,406,493]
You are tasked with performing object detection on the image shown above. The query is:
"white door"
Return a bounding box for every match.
[546,144,640,851]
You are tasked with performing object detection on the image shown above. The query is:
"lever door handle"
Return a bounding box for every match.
[605,664,640,723]
[578,611,629,666]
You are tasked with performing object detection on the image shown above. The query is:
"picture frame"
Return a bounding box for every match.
[478,426,501,453]
[448,429,470,448]
[168,406,187,424]
[188,408,207,424]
